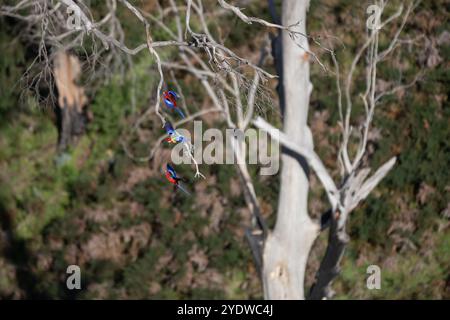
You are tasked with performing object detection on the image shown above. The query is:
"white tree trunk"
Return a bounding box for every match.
[262,0,319,300]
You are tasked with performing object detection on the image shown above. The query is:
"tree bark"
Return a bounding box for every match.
[262,0,319,300]
[309,211,349,299]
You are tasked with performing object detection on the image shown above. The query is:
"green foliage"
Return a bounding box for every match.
[0,26,25,117]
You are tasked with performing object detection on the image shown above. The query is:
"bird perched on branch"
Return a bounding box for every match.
[164,121,185,144]
[162,90,185,119]
[165,164,190,195]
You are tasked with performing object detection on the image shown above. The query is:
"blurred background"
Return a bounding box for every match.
[0,0,448,299]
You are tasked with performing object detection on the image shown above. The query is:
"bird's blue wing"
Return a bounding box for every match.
[166,164,177,178]
[168,90,179,100]
[164,98,175,108]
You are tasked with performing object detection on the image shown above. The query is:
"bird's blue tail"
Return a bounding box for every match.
[176,183,190,196]
[176,108,185,119]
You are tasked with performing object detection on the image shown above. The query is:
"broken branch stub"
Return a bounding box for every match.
[53,50,88,151]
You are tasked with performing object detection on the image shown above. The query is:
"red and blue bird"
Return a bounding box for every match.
[162,90,185,119]
[165,164,190,195]
[164,121,185,144]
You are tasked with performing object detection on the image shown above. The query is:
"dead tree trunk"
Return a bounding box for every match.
[262,0,319,300]
[53,50,88,151]
[3,0,404,300]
